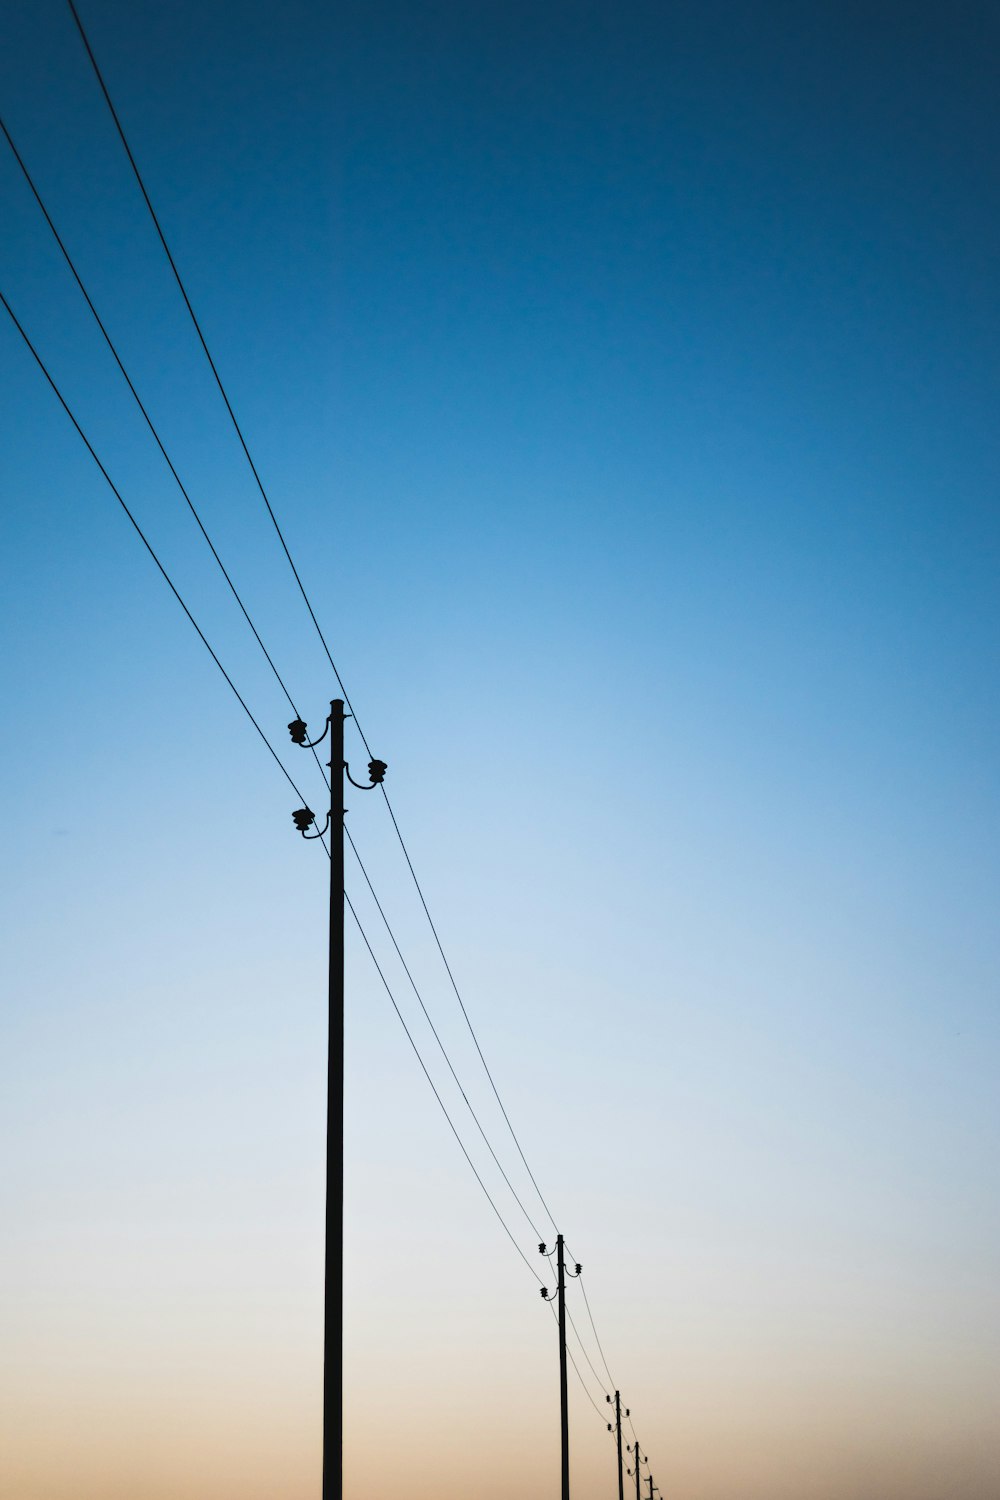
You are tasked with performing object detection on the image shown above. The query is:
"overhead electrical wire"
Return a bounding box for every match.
[0,111,333,807]
[345,823,546,1243]
[65,0,560,1242]
[0,286,309,810]
[63,0,351,713]
[0,114,303,721]
[377,790,561,1236]
[565,1301,611,1397]
[576,1268,618,1390]
[344,890,544,1288]
[545,1302,616,1433]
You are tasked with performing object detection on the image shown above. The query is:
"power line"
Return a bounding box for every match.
[547,1302,615,1431]
[63,0,357,721]
[577,1269,618,1390]
[65,0,560,1241]
[378,788,561,1235]
[345,825,546,1243]
[0,110,335,804]
[344,890,544,1288]
[0,286,309,809]
[565,1301,611,1398]
[0,112,308,721]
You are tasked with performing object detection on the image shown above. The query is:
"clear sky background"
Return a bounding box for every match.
[1,2,998,1497]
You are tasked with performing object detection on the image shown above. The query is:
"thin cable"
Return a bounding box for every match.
[65,0,360,722]
[3,114,337,805]
[345,825,545,1242]
[67,0,559,1238]
[0,113,309,716]
[577,1270,618,1390]
[380,785,560,1235]
[567,1345,608,1426]
[0,287,310,807]
[546,1302,614,1429]
[565,1302,611,1397]
[345,890,543,1287]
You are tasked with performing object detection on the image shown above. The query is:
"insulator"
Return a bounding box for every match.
[575,1263,582,1274]
[292,807,315,832]
[288,718,308,744]
[538,1242,547,1254]
[367,758,388,785]
[539,1287,548,1299]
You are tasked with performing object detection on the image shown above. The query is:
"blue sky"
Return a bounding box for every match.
[2,3,998,1498]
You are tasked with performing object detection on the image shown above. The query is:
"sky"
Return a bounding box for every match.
[1,2,998,1497]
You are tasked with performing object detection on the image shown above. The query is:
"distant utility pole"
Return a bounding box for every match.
[647,1476,660,1500]
[628,1440,644,1500]
[540,1234,581,1500]
[607,1389,628,1500]
[289,701,386,1500]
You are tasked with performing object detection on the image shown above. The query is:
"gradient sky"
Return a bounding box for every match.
[2,2,998,1497]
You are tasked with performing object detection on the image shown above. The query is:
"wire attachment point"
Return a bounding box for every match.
[345,758,388,790]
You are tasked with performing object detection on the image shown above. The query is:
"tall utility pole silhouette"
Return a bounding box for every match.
[647,1476,660,1500]
[289,701,386,1500]
[607,1390,628,1500]
[540,1235,581,1500]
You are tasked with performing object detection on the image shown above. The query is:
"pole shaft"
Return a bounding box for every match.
[635,1443,641,1500]
[323,700,345,1500]
[615,1391,624,1500]
[557,1234,570,1500]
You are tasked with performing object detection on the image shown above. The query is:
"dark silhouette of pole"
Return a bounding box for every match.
[289,705,386,1500]
[540,1235,582,1500]
[628,1439,643,1500]
[647,1476,660,1500]
[325,699,345,1500]
[557,1234,570,1500]
[614,1392,625,1500]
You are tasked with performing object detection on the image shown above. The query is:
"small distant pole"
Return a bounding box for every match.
[609,1390,625,1500]
[540,1234,582,1500]
[647,1476,660,1500]
[628,1439,643,1500]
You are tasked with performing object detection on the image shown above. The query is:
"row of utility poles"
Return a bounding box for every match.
[290,703,658,1499]
[540,1237,661,1500]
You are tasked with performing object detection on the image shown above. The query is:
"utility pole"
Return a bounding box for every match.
[289,702,386,1500]
[628,1440,643,1500]
[607,1390,627,1500]
[539,1234,581,1500]
[647,1476,660,1500]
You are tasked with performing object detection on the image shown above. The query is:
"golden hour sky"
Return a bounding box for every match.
[2,2,999,1497]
